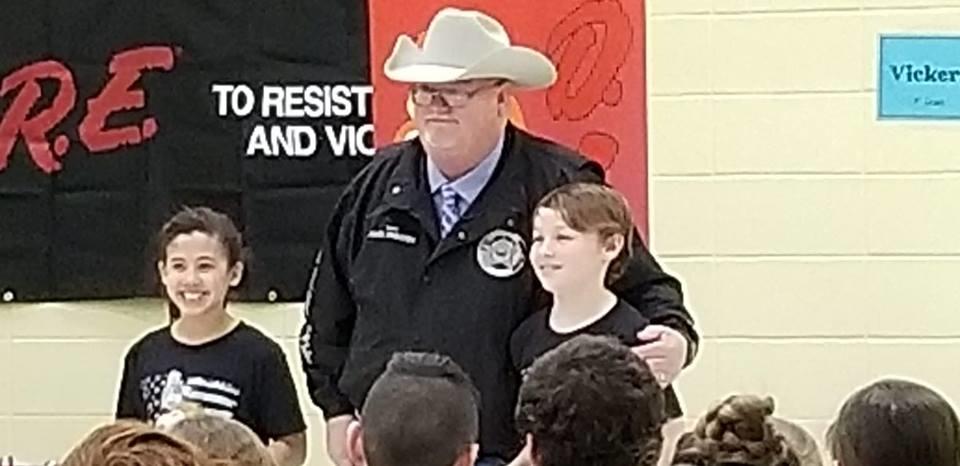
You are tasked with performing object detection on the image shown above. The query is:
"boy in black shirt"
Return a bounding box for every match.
[510,183,681,417]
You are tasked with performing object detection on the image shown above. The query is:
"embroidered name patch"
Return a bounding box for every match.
[367,224,417,245]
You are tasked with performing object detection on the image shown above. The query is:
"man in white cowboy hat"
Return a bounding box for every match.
[299,7,698,466]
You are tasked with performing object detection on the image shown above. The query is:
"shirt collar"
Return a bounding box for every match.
[426,130,505,206]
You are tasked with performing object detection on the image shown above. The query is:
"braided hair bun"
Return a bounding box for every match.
[672,395,800,466]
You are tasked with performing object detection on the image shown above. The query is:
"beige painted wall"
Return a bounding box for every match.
[3,0,960,464]
[647,0,960,460]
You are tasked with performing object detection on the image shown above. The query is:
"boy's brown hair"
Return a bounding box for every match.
[61,420,216,466]
[535,182,634,283]
[167,412,277,466]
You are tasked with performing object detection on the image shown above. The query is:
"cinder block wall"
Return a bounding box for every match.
[647,0,960,458]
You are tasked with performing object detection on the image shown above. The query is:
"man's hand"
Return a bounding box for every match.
[632,325,689,388]
[326,414,356,466]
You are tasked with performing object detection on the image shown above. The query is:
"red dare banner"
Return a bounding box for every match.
[368,0,650,236]
[0,46,176,174]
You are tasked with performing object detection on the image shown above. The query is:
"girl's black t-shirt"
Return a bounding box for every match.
[116,321,306,442]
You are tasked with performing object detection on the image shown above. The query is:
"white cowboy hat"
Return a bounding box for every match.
[383,7,557,89]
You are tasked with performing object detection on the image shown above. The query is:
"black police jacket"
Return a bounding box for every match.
[301,124,696,458]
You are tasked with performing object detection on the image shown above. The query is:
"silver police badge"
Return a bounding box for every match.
[476,229,526,278]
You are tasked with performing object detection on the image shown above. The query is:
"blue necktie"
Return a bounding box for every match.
[439,184,462,237]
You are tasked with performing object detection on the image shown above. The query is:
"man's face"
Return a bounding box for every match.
[410,79,506,153]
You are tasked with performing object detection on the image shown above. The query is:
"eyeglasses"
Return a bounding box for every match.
[410,80,505,108]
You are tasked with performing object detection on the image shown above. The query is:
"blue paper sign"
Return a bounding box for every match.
[878,35,960,120]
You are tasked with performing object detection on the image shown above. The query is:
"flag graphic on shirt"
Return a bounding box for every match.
[139,369,241,420]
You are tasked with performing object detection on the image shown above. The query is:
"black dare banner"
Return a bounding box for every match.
[0,0,372,301]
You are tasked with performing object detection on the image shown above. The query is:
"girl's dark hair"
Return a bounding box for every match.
[827,379,960,466]
[155,206,245,322]
[672,395,800,466]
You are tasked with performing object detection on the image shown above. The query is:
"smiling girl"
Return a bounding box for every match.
[115,207,307,466]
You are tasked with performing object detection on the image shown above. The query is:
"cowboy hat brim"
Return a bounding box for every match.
[384,34,557,89]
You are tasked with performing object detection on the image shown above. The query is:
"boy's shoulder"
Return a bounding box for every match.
[610,299,646,321]
[510,309,552,366]
[590,299,649,344]
[513,309,550,339]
